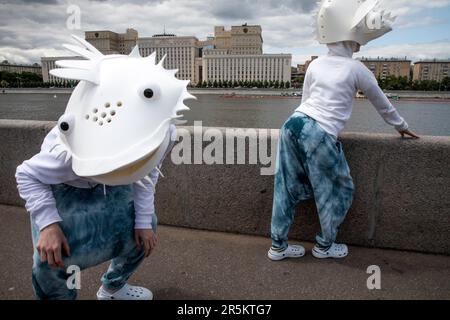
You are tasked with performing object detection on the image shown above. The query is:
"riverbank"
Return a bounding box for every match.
[2,87,450,99]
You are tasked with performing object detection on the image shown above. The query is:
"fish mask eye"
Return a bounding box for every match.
[140,84,160,101]
[57,114,75,135]
[144,88,154,98]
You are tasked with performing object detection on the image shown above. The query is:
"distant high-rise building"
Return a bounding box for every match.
[85,28,138,55]
[200,24,291,84]
[211,24,263,55]
[360,58,411,80]
[413,60,450,82]
[138,34,201,84]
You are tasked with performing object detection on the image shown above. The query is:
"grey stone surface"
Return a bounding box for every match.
[0,120,56,207]
[0,120,449,254]
[1,204,449,300]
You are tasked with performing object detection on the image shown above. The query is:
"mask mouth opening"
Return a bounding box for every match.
[89,147,160,184]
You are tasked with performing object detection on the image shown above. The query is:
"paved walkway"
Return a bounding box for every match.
[1,204,449,300]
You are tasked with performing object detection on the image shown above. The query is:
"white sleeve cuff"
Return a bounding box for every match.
[33,208,63,231]
[395,121,409,132]
[134,221,153,230]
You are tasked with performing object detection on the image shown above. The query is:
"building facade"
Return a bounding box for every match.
[202,51,291,83]
[210,25,263,55]
[200,24,290,84]
[0,62,41,75]
[85,28,138,55]
[41,56,84,83]
[413,60,450,82]
[360,58,411,80]
[138,34,201,84]
[297,56,318,76]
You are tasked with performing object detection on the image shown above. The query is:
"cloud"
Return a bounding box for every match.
[0,0,449,66]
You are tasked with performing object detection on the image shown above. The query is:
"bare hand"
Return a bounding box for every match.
[399,129,420,139]
[134,229,157,258]
[37,223,71,268]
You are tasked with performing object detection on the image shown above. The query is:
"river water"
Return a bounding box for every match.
[0,93,449,136]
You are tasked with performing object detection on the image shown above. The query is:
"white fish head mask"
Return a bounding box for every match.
[50,35,195,185]
[315,0,396,46]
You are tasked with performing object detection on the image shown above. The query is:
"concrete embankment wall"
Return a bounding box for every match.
[1,120,449,255]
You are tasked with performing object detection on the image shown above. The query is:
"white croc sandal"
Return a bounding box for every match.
[268,244,305,261]
[312,243,348,259]
[96,283,153,300]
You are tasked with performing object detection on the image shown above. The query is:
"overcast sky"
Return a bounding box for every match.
[1,0,449,66]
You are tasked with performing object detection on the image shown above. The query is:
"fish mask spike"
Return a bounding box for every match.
[142,176,155,190]
[129,45,141,58]
[146,51,157,64]
[184,93,197,101]
[70,34,103,57]
[155,167,165,178]
[135,180,149,190]
[157,54,167,67]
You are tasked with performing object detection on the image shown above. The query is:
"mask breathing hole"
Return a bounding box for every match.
[117,102,123,107]
[101,112,107,118]
[98,121,103,126]
[93,116,98,122]
[110,110,116,116]
[85,115,89,120]
[93,108,98,113]
[105,103,111,108]
[107,118,111,123]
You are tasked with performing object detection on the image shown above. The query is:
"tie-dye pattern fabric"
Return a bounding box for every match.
[271,112,354,249]
[30,184,157,300]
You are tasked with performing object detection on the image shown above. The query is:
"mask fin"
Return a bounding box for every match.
[129,45,141,58]
[70,34,103,57]
[351,0,379,29]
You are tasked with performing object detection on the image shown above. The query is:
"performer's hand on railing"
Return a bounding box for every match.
[37,223,71,268]
[399,129,420,139]
[135,229,158,258]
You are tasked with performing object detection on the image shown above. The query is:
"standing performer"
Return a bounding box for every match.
[268,0,419,261]
[16,35,195,299]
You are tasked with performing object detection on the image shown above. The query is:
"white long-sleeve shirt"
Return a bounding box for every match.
[297,41,408,137]
[16,124,177,231]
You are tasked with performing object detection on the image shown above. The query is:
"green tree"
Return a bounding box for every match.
[274,80,280,89]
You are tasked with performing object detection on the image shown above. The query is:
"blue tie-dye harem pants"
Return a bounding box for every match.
[30,184,157,300]
[271,112,355,249]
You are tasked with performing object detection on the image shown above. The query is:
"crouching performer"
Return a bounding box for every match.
[16,35,195,299]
